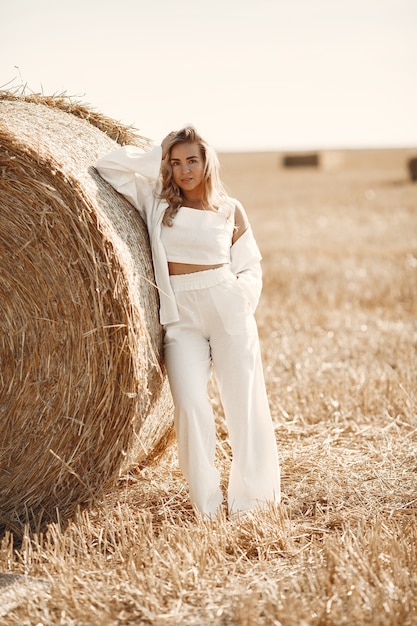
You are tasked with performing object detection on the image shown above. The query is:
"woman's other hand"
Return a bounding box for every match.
[161,131,177,159]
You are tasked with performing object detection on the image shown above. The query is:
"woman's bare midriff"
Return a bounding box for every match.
[168,262,225,275]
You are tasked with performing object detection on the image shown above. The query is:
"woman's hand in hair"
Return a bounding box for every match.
[161,131,177,159]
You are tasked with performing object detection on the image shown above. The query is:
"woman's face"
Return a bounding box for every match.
[170,142,205,197]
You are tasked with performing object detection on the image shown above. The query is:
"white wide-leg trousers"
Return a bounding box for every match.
[163,266,280,517]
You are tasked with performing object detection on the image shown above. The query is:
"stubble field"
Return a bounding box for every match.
[1,147,416,625]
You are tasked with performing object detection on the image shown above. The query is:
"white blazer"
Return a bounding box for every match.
[96,145,263,325]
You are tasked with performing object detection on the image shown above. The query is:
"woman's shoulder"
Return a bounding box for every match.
[219,194,239,212]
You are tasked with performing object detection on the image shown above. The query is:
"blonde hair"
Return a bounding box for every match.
[160,126,227,226]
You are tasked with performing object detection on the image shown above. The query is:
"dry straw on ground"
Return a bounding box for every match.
[0,92,173,530]
[0,105,416,625]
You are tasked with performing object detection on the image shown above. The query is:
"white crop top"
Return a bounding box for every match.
[161,205,235,264]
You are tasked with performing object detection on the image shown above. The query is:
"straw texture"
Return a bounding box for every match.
[0,93,173,528]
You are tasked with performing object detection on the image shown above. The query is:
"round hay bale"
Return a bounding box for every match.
[0,93,174,528]
[408,156,417,182]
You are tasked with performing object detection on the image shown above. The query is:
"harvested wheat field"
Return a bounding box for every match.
[1,143,416,625]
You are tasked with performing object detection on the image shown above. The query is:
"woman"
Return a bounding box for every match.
[96,127,280,518]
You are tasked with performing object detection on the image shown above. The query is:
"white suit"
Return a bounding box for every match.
[96,145,280,516]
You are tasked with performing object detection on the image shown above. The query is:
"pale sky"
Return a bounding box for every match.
[2,0,417,152]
